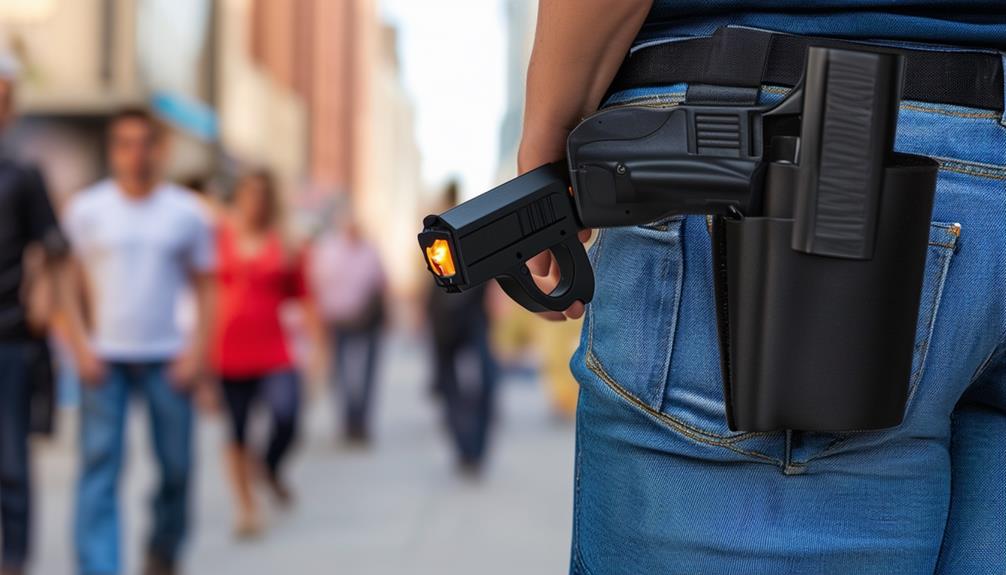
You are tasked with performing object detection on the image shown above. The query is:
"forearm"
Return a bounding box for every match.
[519,0,653,172]
[189,273,217,368]
[302,296,328,353]
[57,258,92,357]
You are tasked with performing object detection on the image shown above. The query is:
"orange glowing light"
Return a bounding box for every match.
[426,239,456,277]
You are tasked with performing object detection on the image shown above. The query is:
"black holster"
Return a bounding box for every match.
[714,157,937,431]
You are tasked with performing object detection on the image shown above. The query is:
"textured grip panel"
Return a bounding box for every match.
[695,113,742,155]
[815,55,881,254]
[791,47,903,259]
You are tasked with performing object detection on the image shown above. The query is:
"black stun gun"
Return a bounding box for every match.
[418,163,593,313]
[417,100,775,311]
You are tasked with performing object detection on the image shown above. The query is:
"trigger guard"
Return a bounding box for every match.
[494,237,595,313]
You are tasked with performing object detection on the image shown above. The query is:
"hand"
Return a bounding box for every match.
[77,349,107,387]
[518,130,592,321]
[193,378,219,414]
[307,346,329,389]
[168,352,202,391]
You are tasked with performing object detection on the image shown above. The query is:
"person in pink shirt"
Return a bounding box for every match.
[308,217,386,444]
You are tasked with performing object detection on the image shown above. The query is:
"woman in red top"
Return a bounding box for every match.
[212,169,320,537]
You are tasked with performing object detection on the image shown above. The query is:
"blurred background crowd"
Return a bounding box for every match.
[0,1,580,574]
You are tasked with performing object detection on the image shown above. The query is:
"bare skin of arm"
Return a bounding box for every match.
[518,0,654,320]
[170,271,216,389]
[60,256,105,385]
[300,294,329,388]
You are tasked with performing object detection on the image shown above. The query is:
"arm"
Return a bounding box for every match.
[58,257,105,384]
[295,246,329,383]
[518,0,653,174]
[518,0,653,320]
[171,208,218,388]
[301,294,329,386]
[170,271,216,388]
[22,169,105,384]
[20,166,63,333]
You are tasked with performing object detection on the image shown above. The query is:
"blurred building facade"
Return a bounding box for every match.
[1,0,421,294]
[2,0,225,202]
[496,0,536,183]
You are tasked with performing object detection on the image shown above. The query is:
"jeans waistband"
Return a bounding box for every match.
[609,27,1004,113]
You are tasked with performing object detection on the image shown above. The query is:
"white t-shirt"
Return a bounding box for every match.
[64,180,215,361]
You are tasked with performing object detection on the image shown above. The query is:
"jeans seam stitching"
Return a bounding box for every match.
[655,220,684,412]
[571,399,590,575]
[585,351,781,464]
[792,435,853,466]
[931,156,1006,173]
[907,249,954,405]
[938,165,1006,181]
[928,242,957,250]
[966,343,1005,388]
[587,226,676,411]
[900,102,1000,119]
[933,159,1006,181]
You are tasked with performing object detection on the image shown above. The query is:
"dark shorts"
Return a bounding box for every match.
[220,370,300,446]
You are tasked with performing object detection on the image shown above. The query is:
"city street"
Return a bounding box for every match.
[31,335,576,575]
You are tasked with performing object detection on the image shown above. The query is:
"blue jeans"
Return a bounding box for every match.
[435,328,498,466]
[330,325,381,439]
[570,63,1006,573]
[75,362,194,575]
[0,343,34,570]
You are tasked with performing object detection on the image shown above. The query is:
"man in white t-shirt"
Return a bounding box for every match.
[62,109,215,575]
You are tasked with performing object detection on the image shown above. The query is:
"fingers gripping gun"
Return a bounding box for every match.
[419,46,902,313]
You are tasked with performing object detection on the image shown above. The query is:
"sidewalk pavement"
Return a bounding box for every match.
[31,334,576,575]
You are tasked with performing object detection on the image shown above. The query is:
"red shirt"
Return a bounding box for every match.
[212,224,305,378]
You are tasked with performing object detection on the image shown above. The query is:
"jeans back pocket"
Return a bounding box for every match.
[585,218,685,413]
[583,217,960,447]
[908,222,960,404]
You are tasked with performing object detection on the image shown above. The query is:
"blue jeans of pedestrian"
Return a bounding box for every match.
[569,59,1006,574]
[435,328,498,466]
[0,343,34,570]
[330,325,380,438]
[75,362,194,575]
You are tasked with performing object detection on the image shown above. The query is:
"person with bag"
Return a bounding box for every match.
[0,58,69,575]
[520,1,1006,573]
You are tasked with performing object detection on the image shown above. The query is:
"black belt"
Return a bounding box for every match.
[610,27,1004,112]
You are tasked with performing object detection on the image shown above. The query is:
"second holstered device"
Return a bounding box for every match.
[419,46,938,432]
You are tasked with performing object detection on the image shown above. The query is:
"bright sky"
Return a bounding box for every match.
[380,0,508,200]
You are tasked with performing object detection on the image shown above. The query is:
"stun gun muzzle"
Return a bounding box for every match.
[424,238,456,278]
[418,162,594,313]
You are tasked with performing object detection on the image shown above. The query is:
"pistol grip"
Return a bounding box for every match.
[495,236,595,313]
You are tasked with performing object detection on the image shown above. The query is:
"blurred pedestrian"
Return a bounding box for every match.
[0,57,69,575]
[309,216,386,445]
[62,108,215,575]
[426,182,499,475]
[212,169,323,538]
